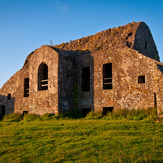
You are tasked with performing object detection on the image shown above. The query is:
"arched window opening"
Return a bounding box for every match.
[38,63,48,91]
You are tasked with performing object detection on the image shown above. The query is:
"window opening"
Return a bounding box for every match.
[38,63,48,91]
[154,92,157,108]
[82,66,90,92]
[103,107,114,116]
[8,93,11,100]
[0,106,5,118]
[145,42,147,49]
[81,108,91,117]
[103,63,112,89]
[24,78,29,97]
[138,75,145,84]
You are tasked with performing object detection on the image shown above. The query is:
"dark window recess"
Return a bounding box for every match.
[138,75,145,84]
[82,67,90,92]
[126,32,133,40]
[23,111,28,116]
[24,78,29,97]
[66,70,70,79]
[103,107,114,116]
[8,93,11,100]
[145,42,147,49]
[103,63,112,89]
[126,41,132,48]
[0,106,5,118]
[154,92,157,108]
[82,108,91,117]
[126,33,133,48]
[38,63,48,91]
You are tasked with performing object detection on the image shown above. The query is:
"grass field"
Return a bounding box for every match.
[0,119,162,162]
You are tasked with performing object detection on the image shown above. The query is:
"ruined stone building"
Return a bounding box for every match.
[0,21,163,117]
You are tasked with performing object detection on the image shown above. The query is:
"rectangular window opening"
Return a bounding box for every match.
[138,75,145,84]
[81,108,91,117]
[103,107,114,116]
[24,78,29,97]
[82,67,90,92]
[103,63,112,89]
[8,93,11,100]
[145,41,147,49]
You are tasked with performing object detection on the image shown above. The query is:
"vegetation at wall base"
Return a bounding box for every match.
[0,108,162,123]
[2,113,23,122]
[23,113,41,121]
[85,111,103,119]
[103,108,160,121]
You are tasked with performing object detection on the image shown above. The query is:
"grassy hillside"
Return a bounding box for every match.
[0,119,162,162]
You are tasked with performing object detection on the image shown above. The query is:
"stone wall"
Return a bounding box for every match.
[58,53,74,112]
[0,65,29,114]
[0,21,162,116]
[75,53,94,110]
[0,46,75,115]
[154,63,163,114]
[76,47,163,113]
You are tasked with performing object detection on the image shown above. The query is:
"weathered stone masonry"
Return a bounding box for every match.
[0,21,163,116]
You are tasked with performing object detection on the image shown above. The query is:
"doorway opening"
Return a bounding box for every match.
[103,107,114,116]
[0,106,5,119]
[81,108,91,117]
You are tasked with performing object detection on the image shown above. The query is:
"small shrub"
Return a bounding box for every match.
[41,113,55,121]
[85,111,103,119]
[103,109,128,120]
[52,113,64,120]
[3,113,23,122]
[23,114,41,121]
[104,108,159,121]
[64,109,82,119]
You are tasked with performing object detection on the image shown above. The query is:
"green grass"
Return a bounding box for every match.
[0,119,162,162]
[2,113,23,122]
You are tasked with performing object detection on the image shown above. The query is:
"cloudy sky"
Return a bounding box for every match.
[0,0,163,88]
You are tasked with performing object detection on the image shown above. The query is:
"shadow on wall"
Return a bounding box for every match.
[157,64,163,73]
[0,94,15,119]
[56,48,94,116]
[76,51,94,117]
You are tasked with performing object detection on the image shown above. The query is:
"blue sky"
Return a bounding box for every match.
[0,0,163,88]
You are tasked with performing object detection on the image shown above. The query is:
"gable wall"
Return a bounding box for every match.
[28,46,59,115]
[133,22,159,61]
